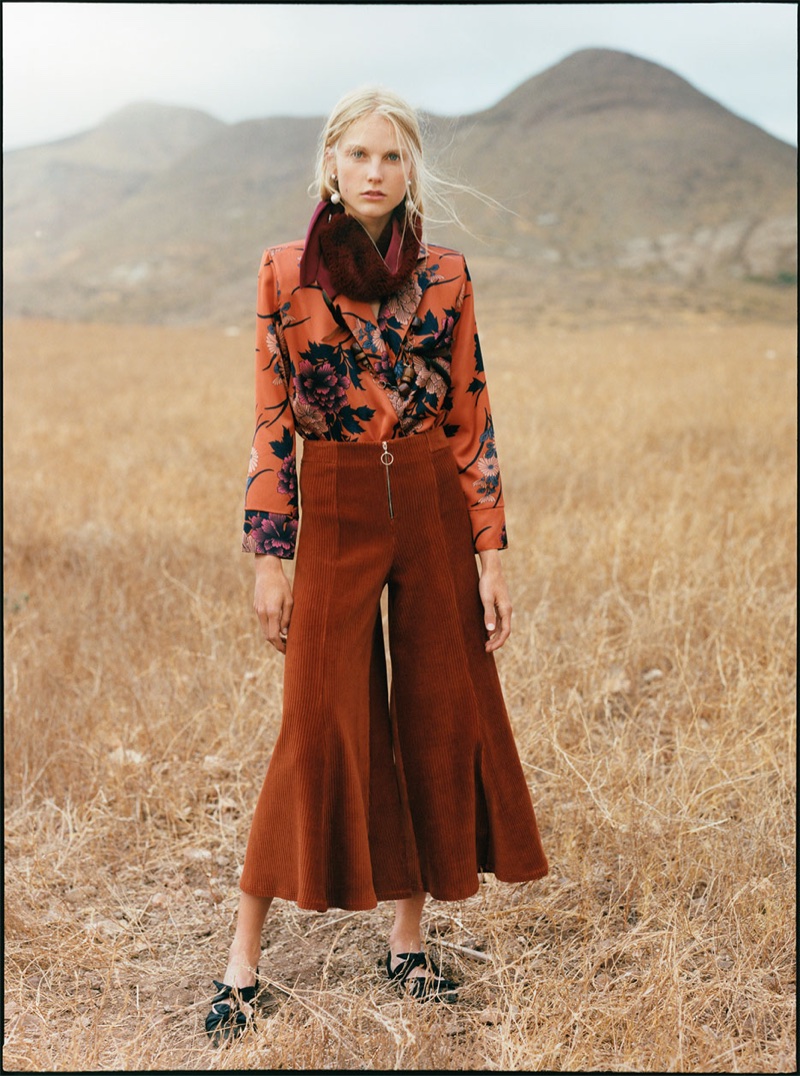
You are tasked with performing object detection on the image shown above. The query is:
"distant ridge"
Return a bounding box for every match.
[48,102,224,168]
[3,48,796,324]
[486,47,738,124]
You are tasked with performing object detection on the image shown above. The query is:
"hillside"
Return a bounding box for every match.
[436,50,796,272]
[3,49,796,325]
[3,103,224,268]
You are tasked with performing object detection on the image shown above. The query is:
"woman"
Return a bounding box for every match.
[205,86,548,1041]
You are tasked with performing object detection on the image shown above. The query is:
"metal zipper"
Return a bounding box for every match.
[380,441,395,519]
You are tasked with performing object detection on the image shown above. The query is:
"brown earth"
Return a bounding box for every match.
[3,309,796,1070]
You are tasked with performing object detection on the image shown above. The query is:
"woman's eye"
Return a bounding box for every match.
[387,152,400,162]
[351,149,363,159]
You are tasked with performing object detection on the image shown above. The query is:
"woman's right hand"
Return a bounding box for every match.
[253,554,294,654]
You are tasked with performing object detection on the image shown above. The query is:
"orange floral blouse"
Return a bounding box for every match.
[242,239,507,558]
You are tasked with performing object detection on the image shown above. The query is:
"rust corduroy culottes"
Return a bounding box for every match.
[240,428,548,911]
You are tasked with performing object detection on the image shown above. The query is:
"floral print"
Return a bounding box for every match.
[297,356,350,414]
[244,241,507,558]
[242,510,299,557]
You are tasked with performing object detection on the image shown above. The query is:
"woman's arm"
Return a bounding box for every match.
[444,257,512,650]
[442,256,508,554]
[242,250,299,559]
[244,250,298,653]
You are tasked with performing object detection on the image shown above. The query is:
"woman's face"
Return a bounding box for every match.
[329,112,412,241]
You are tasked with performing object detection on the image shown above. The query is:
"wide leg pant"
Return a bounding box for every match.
[239,428,548,911]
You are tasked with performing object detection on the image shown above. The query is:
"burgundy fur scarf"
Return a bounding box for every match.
[299,200,421,302]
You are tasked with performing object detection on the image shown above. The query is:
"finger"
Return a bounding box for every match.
[256,600,285,653]
[482,597,497,637]
[255,603,270,642]
[266,608,285,652]
[280,597,293,637]
[496,603,512,647]
[485,603,512,652]
[274,600,292,654]
[483,605,499,651]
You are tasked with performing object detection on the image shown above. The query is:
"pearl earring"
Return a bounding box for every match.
[330,175,341,204]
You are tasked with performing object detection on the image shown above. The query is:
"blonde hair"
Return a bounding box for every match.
[312,85,493,236]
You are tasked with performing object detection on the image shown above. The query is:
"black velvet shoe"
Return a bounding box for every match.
[386,950,459,1002]
[204,978,259,1045]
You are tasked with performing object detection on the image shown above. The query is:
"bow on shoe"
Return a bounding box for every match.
[385,951,459,1003]
[204,979,259,1045]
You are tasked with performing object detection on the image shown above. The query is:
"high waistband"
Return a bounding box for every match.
[301,427,449,464]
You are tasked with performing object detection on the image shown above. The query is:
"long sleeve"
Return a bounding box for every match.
[242,250,299,558]
[443,258,508,552]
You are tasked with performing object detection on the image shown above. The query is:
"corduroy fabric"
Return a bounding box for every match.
[239,428,548,911]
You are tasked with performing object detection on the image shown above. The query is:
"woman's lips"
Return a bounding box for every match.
[360,191,386,200]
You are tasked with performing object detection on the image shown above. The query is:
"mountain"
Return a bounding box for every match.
[3,50,796,325]
[4,102,224,259]
[435,50,796,277]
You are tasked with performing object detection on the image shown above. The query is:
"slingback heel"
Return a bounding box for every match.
[386,950,459,1003]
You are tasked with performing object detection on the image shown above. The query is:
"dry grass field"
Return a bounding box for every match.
[3,307,796,1072]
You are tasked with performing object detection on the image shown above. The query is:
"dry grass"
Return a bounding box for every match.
[3,310,796,1072]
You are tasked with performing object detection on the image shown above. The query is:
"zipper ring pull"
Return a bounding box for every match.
[380,442,394,467]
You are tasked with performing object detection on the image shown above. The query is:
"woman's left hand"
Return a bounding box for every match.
[478,549,512,652]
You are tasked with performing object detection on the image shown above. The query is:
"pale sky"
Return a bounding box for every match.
[2,2,797,151]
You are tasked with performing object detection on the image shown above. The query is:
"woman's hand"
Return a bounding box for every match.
[253,554,294,654]
[478,549,512,653]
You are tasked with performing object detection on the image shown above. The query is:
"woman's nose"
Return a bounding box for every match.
[367,156,383,181]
